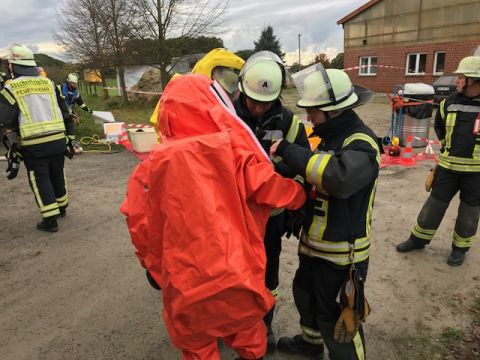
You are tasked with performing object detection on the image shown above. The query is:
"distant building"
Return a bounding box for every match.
[337,0,480,93]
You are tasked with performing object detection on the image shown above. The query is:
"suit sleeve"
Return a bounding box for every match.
[434,99,446,142]
[242,151,306,210]
[76,94,91,112]
[0,88,20,132]
[54,83,75,137]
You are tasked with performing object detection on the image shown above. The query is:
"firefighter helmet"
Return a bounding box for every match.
[5,44,36,67]
[453,56,480,78]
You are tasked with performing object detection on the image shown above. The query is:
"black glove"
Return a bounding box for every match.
[146,270,161,291]
[5,143,22,180]
[285,205,306,239]
[64,136,75,159]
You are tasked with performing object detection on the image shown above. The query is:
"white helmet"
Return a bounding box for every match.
[5,43,36,67]
[453,56,480,78]
[238,51,284,102]
[67,73,79,83]
[292,64,373,111]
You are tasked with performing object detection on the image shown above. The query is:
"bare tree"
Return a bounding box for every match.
[98,0,143,103]
[136,0,227,88]
[56,0,110,90]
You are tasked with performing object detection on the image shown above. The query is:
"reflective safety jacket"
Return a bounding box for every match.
[277,110,380,267]
[3,76,67,147]
[121,75,306,344]
[435,93,480,173]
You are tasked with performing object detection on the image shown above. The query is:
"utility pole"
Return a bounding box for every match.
[298,33,302,67]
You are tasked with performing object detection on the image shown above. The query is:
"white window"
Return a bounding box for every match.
[359,56,377,76]
[406,53,427,75]
[433,51,445,75]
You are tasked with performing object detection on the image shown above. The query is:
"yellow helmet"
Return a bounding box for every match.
[192,48,244,77]
[67,73,79,83]
[293,64,373,111]
[453,56,480,78]
[5,43,36,67]
[238,51,284,102]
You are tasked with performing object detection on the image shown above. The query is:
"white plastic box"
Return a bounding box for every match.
[127,127,157,153]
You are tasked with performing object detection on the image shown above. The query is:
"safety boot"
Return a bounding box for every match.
[266,324,276,354]
[36,218,58,232]
[277,335,324,360]
[396,238,425,253]
[447,248,466,266]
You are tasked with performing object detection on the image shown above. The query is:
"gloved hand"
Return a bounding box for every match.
[64,136,75,159]
[71,112,80,125]
[146,270,161,291]
[5,146,22,180]
[285,205,306,239]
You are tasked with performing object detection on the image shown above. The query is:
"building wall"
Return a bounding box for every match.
[344,40,479,93]
[341,0,480,93]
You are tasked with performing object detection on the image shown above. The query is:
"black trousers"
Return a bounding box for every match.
[263,211,285,326]
[431,167,480,206]
[23,153,68,219]
[293,255,368,360]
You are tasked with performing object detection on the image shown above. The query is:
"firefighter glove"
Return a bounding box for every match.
[146,270,161,291]
[64,136,75,159]
[285,205,306,239]
[334,306,360,343]
[5,144,22,180]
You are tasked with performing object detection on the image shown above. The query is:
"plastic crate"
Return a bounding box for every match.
[127,127,157,153]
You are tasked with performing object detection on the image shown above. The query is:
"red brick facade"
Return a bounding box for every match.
[344,40,479,93]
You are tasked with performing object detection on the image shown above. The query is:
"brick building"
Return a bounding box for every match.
[337,0,480,93]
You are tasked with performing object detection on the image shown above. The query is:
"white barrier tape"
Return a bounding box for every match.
[103,87,162,96]
[342,64,434,76]
[413,137,441,145]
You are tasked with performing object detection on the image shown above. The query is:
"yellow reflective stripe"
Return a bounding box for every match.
[474,144,480,159]
[439,99,446,119]
[271,156,283,164]
[1,89,16,105]
[342,133,381,165]
[444,113,456,155]
[306,153,331,189]
[270,286,279,298]
[439,154,480,165]
[48,81,62,124]
[453,231,475,248]
[294,175,305,184]
[17,96,33,125]
[20,132,65,146]
[438,158,480,173]
[412,223,435,240]
[80,103,87,108]
[56,194,68,207]
[21,120,65,134]
[308,196,329,240]
[43,208,60,219]
[301,326,323,345]
[366,179,378,237]
[299,243,370,266]
[286,115,301,143]
[303,235,370,252]
[353,331,365,360]
[68,135,76,140]
[29,170,44,208]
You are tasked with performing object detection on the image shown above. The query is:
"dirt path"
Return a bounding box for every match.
[1,102,479,360]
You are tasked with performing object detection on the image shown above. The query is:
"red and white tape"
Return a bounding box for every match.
[103,87,162,96]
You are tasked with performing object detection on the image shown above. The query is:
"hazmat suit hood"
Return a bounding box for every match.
[159,74,270,162]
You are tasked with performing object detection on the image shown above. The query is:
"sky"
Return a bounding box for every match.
[0,0,367,65]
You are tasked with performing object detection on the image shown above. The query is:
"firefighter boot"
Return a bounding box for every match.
[447,248,466,266]
[36,218,58,232]
[396,237,425,252]
[277,335,324,360]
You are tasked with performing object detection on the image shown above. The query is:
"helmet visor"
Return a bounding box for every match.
[212,67,240,94]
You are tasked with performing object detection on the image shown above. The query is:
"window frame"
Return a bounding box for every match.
[358,56,378,76]
[405,53,427,76]
[433,51,446,76]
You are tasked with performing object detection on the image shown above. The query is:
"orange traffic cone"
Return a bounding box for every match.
[400,135,415,166]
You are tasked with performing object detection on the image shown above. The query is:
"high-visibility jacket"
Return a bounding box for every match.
[58,82,91,114]
[4,76,66,146]
[277,110,380,267]
[121,74,306,345]
[435,93,480,173]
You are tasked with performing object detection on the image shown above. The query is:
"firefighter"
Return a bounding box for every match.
[0,43,74,232]
[396,56,480,266]
[270,64,380,359]
[233,50,310,353]
[59,73,93,115]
